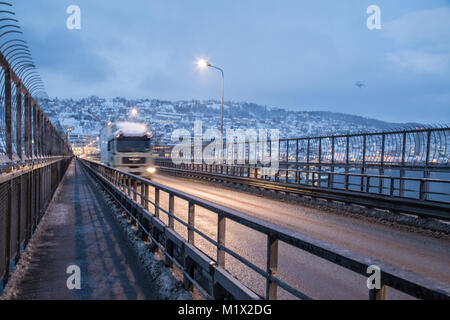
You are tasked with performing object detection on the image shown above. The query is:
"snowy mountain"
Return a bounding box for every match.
[37,96,421,146]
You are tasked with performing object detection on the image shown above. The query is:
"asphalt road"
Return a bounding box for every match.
[149,173,450,300]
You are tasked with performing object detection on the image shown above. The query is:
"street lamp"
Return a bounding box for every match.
[197,59,225,137]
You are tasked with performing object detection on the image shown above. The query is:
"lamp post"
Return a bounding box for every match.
[197,59,225,138]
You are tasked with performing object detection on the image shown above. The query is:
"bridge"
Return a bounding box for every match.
[1,5,450,301]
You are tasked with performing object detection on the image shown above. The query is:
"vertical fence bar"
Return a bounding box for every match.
[165,193,176,268]
[217,215,226,267]
[24,94,31,158]
[379,135,385,194]
[188,202,195,244]
[370,285,387,300]
[4,179,12,284]
[168,194,175,229]
[133,179,137,201]
[306,138,310,164]
[5,69,12,162]
[345,136,350,190]
[361,135,366,192]
[426,130,431,166]
[266,236,279,300]
[140,182,145,207]
[144,184,149,211]
[16,85,22,160]
[401,131,407,166]
[38,111,43,157]
[155,188,160,218]
[330,136,335,188]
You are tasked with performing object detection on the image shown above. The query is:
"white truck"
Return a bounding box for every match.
[100,121,156,177]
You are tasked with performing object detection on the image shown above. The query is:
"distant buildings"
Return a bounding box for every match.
[38,96,413,149]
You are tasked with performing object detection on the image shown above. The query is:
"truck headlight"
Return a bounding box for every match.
[147,167,156,174]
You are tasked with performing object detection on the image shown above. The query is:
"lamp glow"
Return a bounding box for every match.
[197,59,210,69]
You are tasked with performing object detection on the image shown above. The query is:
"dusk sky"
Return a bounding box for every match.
[10,0,450,124]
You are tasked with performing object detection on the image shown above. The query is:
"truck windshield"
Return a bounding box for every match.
[117,137,151,153]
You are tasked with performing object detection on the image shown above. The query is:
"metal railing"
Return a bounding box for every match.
[154,126,450,168]
[0,157,72,292]
[0,5,73,294]
[156,160,450,209]
[80,159,450,300]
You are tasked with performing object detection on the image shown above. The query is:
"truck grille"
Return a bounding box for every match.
[122,157,146,164]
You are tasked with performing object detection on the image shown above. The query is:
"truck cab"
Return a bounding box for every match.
[101,122,156,177]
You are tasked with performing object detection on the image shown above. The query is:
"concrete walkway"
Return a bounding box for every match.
[5,160,158,300]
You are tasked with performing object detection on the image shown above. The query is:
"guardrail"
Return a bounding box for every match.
[155,161,450,221]
[156,160,450,203]
[154,126,450,168]
[0,5,73,294]
[80,158,450,300]
[0,157,72,293]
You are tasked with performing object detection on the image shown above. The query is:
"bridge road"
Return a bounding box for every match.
[150,173,450,299]
[3,161,158,300]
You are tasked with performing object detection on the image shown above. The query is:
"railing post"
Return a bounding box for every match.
[133,179,137,201]
[188,202,195,244]
[318,138,322,165]
[168,194,175,229]
[426,129,431,166]
[401,131,407,166]
[369,285,387,300]
[306,138,310,164]
[399,169,405,197]
[140,182,145,207]
[38,111,43,157]
[165,194,175,268]
[390,178,395,196]
[345,136,350,190]
[24,94,32,158]
[217,214,226,267]
[16,85,22,160]
[155,188,160,218]
[5,69,12,162]
[330,136,335,188]
[361,135,367,192]
[266,236,278,300]
[379,168,384,194]
[144,184,149,211]
[32,104,36,158]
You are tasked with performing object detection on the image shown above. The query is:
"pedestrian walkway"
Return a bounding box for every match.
[5,160,157,300]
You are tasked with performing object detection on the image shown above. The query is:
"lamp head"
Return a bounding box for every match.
[197,59,211,69]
